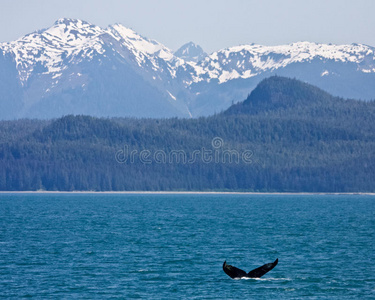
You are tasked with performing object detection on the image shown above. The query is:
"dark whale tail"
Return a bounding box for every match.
[223,258,278,279]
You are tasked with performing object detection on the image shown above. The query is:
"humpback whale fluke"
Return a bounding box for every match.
[223,258,278,279]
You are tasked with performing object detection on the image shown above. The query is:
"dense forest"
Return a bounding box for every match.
[1,76,374,192]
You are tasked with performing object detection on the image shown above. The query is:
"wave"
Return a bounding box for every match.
[238,277,292,281]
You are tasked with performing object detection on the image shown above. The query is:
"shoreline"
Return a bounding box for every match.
[0,191,374,196]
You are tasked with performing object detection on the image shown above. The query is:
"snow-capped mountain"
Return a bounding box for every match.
[0,18,191,119]
[193,42,375,84]
[0,18,374,119]
[174,42,207,63]
[186,42,375,115]
[2,19,105,84]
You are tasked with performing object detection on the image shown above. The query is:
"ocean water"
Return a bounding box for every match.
[0,193,374,299]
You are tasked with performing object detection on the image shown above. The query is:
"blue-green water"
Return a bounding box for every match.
[0,193,374,299]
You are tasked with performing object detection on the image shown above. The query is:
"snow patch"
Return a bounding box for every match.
[362,68,375,73]
[167,90,176,101]
[219,70,240,83]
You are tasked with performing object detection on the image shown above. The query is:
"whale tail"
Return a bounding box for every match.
[223,260,248,278]
[223,258,278,279]
[247,258,278,278]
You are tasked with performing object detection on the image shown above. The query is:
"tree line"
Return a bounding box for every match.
[1,77,374,192]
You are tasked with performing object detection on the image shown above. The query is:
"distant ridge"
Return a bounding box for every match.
[225,76,336,115]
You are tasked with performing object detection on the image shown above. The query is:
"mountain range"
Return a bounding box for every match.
[0,18,375,119]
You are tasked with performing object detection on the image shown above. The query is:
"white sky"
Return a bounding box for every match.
[0,0,374,53]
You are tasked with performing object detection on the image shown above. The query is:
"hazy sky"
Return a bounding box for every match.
[1,0,374,53]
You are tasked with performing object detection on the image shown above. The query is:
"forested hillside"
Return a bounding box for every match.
[1,77,374,192]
